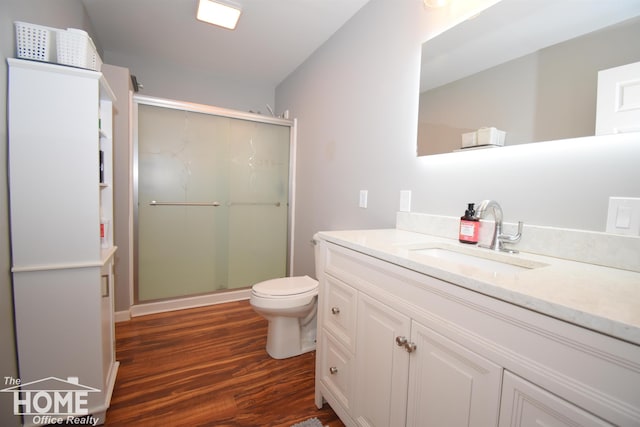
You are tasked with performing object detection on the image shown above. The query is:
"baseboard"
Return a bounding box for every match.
[129,289,252,317]
[114,310,131,323]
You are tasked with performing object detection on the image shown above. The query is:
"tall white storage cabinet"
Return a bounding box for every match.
[8,58,119,426]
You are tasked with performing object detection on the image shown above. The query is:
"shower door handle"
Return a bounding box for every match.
[228,201,281,207]
[149,201,221,207]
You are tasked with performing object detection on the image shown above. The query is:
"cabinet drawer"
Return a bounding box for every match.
[499,371,613,427]
[323,274,357,351]
[319,330,354,412]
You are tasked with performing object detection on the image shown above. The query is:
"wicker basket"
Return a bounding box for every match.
[56,28,102,71]
[15,21,57,62]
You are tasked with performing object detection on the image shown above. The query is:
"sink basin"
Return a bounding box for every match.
[411,246,547,274]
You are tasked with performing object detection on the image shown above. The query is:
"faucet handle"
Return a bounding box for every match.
[498,221,523,253]
[499,221,523,242]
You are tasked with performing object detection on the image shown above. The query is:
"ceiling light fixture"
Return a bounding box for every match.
[197,0,242,30]
[423,0,448,8]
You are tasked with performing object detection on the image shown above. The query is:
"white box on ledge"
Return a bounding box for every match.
[461,127,506,148]
[461,131,477,148]
[477,127,505,146]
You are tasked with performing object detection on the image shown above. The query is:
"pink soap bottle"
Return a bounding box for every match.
[459,203,479,244]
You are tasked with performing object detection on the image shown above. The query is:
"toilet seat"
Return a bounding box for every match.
[252,276,318,298]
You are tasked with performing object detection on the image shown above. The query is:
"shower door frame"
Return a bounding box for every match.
[132,95,297,305]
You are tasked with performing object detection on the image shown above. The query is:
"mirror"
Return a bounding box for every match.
[417,0,640,156]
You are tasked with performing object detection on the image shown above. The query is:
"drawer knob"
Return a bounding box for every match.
[331,307,340,315]
[329,366,338,375]
[395,336,407,346]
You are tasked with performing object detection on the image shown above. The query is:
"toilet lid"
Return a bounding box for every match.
[253,276,318,296]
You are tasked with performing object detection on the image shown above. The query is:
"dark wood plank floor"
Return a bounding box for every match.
[104,300,344,427]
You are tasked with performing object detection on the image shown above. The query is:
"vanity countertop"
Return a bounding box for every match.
[316,228,640,346]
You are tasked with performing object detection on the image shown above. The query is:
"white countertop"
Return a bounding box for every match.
[316,229,640,346]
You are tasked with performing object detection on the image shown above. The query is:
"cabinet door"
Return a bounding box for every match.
[100,259,116,384]
[406,321,502,427]
[499,371,613,427]
[354,294,411,427]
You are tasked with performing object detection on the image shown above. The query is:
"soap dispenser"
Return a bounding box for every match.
[459,203,479,244]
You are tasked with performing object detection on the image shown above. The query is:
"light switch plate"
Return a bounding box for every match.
[359,190,368,208]
[606,197,640,235]
[399,190,411,212]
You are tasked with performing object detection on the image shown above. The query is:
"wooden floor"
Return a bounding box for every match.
[104,300,345,427]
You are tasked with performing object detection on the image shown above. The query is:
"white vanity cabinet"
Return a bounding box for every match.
[314,237,640,427]
[316,242,502,427]
[8,58,119,426]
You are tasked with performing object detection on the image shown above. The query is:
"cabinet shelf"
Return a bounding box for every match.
[101,246,117,266]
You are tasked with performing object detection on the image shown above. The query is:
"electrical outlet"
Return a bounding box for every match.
[399,190,411,212]
[359,190,368,208]
[606,197,640,235]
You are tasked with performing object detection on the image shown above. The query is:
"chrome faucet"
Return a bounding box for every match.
[475,200,523,253]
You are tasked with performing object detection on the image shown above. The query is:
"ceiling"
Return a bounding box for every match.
[81,0,371,88]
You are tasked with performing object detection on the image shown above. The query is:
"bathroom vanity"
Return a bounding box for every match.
[313,220,640,427]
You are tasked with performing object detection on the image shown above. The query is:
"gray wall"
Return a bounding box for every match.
[0,2,99,423]
[276,0,640,278]
[101,64,133,313]
[104,50,276,114]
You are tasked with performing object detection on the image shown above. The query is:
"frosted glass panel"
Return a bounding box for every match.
[137,104,290,302]
[227,120,290,288]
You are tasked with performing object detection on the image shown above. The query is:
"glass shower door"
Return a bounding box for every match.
[136,103,290,302]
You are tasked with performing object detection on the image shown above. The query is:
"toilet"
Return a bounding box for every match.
[250,275,319,359]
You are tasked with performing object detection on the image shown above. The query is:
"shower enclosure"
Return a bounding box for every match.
[133,96,295,303]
